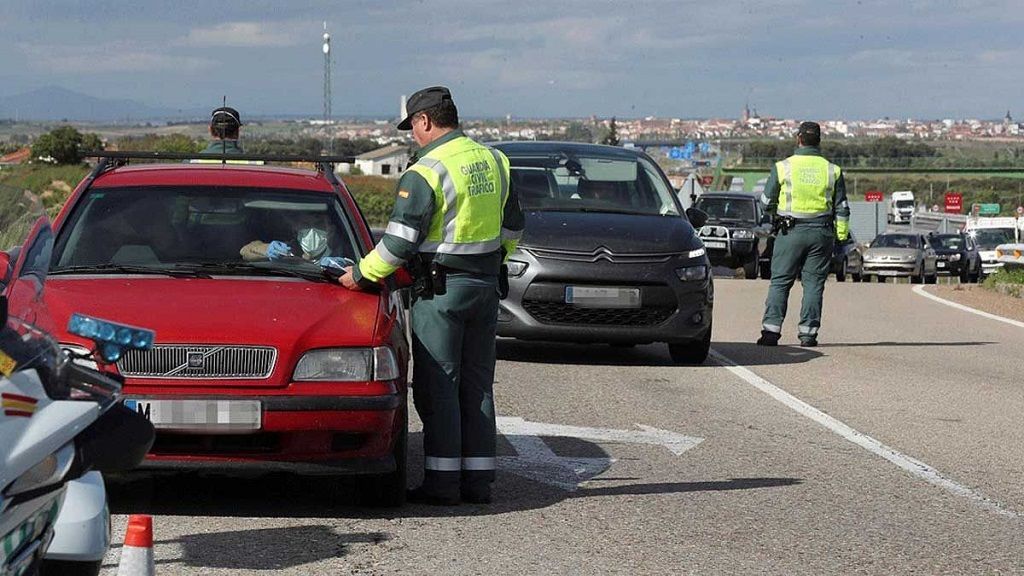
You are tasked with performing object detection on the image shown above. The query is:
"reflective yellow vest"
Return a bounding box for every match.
[775,155,840,219]
[406,136,510,256]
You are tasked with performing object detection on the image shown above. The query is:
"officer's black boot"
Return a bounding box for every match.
[756,330,781,346]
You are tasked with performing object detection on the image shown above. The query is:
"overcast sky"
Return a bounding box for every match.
[1,0,1021,120]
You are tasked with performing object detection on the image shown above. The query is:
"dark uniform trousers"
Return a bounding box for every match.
[763,223,835,337]
[412,273,499,499]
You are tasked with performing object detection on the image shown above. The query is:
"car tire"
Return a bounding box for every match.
[959,266,969,284]
[835,259,847,282]
[743,255,759,280]
[41,560,102,576]
[876,275,885,283]
[911,270,923,284]
[925,273,937,284]
[668,322,712,366]
[362,411,408,507]
[851,270,862,282]
[760,262,771,280]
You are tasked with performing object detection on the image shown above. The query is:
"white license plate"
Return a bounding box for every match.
[878,270,900,276]
[123,398,262,432]
[703,240,727,249]
[565,286,641,308]
[937,262,946,268]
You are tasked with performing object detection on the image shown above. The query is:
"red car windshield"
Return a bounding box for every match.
[52,186,360,277]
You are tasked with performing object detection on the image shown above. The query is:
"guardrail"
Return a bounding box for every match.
[910,212,968,233]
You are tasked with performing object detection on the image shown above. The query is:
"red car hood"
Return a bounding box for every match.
[44,276,386,386]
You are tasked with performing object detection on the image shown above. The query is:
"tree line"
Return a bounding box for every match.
[24,126,384,165]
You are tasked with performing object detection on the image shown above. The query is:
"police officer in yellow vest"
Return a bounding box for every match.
[758,121,850,347]
[338,86,524,505]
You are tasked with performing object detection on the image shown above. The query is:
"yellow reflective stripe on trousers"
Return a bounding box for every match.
[462,457,496,471]
[424,456,462,472]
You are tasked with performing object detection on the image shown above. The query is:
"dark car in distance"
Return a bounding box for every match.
[927,233,982,283]
[491,142,714,365]
[693,191,766,279]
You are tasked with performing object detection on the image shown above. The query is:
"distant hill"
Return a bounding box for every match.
[0,87,204,122]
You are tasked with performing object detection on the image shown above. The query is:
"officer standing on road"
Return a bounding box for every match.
[338,86,525,505]
[201,106,244,154]
[757,121,850,348]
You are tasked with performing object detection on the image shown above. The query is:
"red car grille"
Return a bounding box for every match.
[118,345,277,379]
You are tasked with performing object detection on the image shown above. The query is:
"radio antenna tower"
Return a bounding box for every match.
[322,21,332,124]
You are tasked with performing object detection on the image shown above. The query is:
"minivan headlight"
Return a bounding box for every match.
[506,260,528,277]
[294,347,400,381]
[732,229,755,239]
[676,265,708,282]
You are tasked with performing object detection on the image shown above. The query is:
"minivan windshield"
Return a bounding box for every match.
[505,153,680,217]
[52,186,359,280]
[694,197,756,222]
[871,234,921,249]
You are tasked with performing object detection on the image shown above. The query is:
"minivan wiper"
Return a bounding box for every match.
[50,263,212,279]
[177,261,333,283]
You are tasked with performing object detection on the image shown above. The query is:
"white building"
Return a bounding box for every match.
[354,144,410,178]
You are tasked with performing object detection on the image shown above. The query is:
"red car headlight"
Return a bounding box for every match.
[293,347,399,382]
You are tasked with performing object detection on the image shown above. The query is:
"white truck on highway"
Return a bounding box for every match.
[964,216,1022,275]
[888,190,915,224]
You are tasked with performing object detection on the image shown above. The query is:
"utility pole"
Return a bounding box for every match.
[322,22,333,153]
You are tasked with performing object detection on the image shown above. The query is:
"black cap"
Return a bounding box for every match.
[397,86,453,130]
[211,106,242,127]
[797,121,820,139]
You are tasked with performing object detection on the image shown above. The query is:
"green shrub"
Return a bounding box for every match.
[983,267,1024,297]
[342,175,397,227]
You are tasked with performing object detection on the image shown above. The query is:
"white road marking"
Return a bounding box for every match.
[709,349,1019,519]
[496,416,705,491]
[912,285,1024,329]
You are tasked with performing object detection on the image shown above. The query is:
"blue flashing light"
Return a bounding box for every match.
[67,314,156,362]
[100,342,123,363]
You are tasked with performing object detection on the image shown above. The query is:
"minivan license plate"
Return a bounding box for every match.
[565,286,641,309]
[123,398,262,432]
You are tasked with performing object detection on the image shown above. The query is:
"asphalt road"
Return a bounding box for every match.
[100,279,1024,575]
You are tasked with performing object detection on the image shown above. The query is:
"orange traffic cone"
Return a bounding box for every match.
[116,514,155,576]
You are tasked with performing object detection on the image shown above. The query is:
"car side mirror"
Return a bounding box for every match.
[686,207,708,229]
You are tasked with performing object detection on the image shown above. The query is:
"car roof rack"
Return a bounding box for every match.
[82,150,356,173]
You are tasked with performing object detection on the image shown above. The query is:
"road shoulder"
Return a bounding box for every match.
[920,284,1024,325]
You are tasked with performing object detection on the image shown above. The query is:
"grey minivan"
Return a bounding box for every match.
[492,142,713,364]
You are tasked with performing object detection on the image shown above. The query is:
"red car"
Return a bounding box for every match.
[42,155,409,505]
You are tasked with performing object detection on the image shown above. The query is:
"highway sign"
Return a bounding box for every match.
[865,190,884,202]
[979,203,1000,216]
[944,192,963,214]
[669,147,682,159]
[972,203,981,216]
[932,204,940,212]
[1017,206,1023,215]
[700,175,714,186]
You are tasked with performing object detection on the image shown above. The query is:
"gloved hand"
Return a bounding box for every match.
[319,256,354,270]
[266,241,292,260]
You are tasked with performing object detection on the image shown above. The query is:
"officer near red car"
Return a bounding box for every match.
[339,86,524,505]
[758,121,850,348]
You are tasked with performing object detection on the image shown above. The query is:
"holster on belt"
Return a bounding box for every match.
[410,255,448,298]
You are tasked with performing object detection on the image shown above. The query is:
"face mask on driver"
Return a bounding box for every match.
[297,227,328,260]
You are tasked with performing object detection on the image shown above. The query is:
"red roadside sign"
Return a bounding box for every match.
[944,192,963,214]
[700,175,713,186]
[865,190,884,202]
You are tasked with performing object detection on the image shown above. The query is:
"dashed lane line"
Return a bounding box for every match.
[912,284,1024,329]
[709,348,1019,519]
